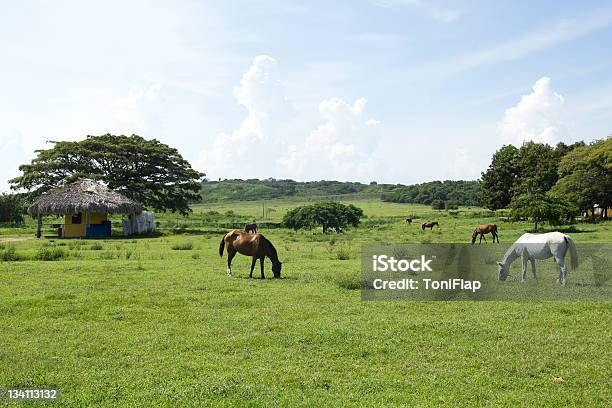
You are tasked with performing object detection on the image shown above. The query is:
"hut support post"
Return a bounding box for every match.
[85,211,91,237]
[130,213,136,236]
[36,214,42,238]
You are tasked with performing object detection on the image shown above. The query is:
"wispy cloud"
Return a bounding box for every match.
[369,0,462,22]
[420,11,612,77]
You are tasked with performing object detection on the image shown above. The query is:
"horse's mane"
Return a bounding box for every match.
[261,235,279,262]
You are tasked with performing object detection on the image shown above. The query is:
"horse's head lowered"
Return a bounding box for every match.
[471,229,478,244]
[496,262,509,281]
[272,261,282,279]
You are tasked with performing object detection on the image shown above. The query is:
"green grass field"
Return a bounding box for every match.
[1,199,611,406]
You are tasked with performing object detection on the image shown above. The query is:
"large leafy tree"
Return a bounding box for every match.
[550,137,612,220]
[10,134,204,214]
[512,141,560,196]
[479,145,519,210]
[480,141,585,210]
[510,192,575,231]
[283,202,364,233]
[0,193,25,224]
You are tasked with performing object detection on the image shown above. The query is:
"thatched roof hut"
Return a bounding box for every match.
[28,179,142,216]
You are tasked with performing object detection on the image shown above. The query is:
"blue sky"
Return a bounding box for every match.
[1,0,612,191]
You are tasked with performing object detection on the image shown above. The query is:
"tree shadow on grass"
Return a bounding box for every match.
[170,228,227,235]
[525,226,595,234]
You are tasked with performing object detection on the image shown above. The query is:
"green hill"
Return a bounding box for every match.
[200,178,482,206]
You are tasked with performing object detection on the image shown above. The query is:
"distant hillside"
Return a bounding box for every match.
[200,178,482,206]
[380,180,482,207]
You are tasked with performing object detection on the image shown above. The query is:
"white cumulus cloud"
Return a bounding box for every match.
[498,77,566,146]
[199,55,293,178]
[278,97,380,180]
[199,56,381,181]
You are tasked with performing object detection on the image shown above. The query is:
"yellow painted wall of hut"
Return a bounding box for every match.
[63,212,108,238]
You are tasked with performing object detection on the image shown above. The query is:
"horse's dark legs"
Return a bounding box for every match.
[249,257,257,278]
[481,234,487,244]
[260,257,265,279]
[227,250,236,277]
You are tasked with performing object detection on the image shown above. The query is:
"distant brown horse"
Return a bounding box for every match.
[471,224,499,244]
[245,223,257,234]
[219,230,281,279]
[422,221,439,230]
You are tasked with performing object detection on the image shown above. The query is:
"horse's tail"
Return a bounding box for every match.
[219,235,226,257]
[564,235,578,270]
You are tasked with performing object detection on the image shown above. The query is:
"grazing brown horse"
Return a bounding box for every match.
[219,230,281,279]
[422,221,439,230]
[245,223,258,234]
[471,224,499,244]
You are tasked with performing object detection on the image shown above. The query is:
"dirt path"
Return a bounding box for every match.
[0,236,34,243]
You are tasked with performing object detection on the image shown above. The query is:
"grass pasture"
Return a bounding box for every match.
[1,199,611,406]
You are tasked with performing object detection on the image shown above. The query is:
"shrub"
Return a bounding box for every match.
[445,201,459,210]
[283,202,364,233]
[90,242,103,251]
[68,241,83,250]
[334,272,361,290]
[36,246,66,261]
[191,253,201,260]
[336,247,351,260]
[1,246,21,261]
[431,200,445,210]
[172,241,193,250]
[99,251,115,260]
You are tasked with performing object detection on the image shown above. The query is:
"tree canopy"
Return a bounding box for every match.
[550,138,612,220]
[479,145,519,210]
[481,137,610,225]
[283,202,364,233]
[0,193,25,224]
[10,134,204,214]
[480,141,586,210]
[381,180,482,207]
[510,192,575,231]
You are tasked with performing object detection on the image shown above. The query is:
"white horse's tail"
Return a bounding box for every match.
[564,235,578,270]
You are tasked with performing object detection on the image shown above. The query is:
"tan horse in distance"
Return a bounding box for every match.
[422,221,439,230]
[219,230,282,279]
[471,224,499,244]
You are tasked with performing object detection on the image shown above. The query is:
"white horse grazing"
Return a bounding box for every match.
[497,232,578,285]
